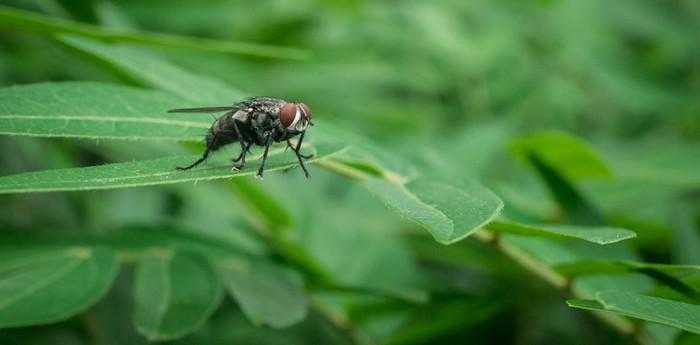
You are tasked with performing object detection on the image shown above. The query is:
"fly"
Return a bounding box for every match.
[169,97,314,179]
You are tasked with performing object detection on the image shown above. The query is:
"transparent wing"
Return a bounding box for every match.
[167,106,235,113]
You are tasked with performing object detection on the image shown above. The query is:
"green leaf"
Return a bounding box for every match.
[529,153,605,225]
[0,82,207,141]
[0,246,119,328]
[556,260,700,301]
[0,134,344,193]
[568,292,700,334]
[228,178,294,234]
[671,201,700,264]
[365,177,503,244]
[0,5,308,60]
[487,220,636,245]
[555,260,700,277]
[216,258,308,328]
[134,250,223,341]
[509,130,611,181]
[59,35,244,104]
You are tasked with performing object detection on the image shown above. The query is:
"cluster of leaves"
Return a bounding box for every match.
[1,1,699,345]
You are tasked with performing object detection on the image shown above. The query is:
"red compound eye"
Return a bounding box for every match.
[279,103,298,128]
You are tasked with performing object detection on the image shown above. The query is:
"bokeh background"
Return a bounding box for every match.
[1,1,699,344]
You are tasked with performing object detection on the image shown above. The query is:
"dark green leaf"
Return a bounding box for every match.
[0,246,119,328]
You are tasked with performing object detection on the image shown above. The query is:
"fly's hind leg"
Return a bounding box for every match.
[231,141,252,171]
[176,152,208,171]
[177,140,214,171]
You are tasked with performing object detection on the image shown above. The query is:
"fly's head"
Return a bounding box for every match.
[279,102,313,133]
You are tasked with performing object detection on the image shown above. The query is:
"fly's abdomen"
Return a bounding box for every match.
[205,117,239,151]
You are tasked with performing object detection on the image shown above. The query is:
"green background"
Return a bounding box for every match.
[0,1,699,344]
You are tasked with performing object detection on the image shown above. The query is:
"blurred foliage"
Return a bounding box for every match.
[0,0,699,344]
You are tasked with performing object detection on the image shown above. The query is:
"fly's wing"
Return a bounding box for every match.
[168,106,235,113]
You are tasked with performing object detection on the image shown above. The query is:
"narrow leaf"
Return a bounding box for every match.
[488,220,636,245]
[0,135,345,193]
[0,5,308,59]
[59,35,244,105]
[365,177,503,244]
[0,246,119,328]
[216,258,308,328]
[568,292,700,334]
[0,82,208,141]
[134,251,223,341]
[556,260,700,301]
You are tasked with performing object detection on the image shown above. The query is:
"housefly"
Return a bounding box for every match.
[169,97,314,179]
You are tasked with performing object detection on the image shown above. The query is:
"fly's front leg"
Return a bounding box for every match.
[287,132,311,178]
[256,131,273,179]
[287,132,314,159]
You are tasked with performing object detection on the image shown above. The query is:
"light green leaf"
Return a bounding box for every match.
[0,5,308,60]
[568,292,700,334]
[134,251,223,341]
[365,177,503,244]
[0,134,345,193]
[59,35,244,105]
[0,82,208,141]
[0,246,119,328]
[509,130,611,181]
[216,258,308,328]
[488,220,636,245]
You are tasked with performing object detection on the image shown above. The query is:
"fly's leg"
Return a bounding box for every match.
[231,120,247,155]
[286,132,314,159]
[232,141,251,162]
[177,132,218,171]
[256,132,273,179]
[291,147,310,178]
[232,141,252,171]
[286,132,311,178]
[176,149,209,170]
